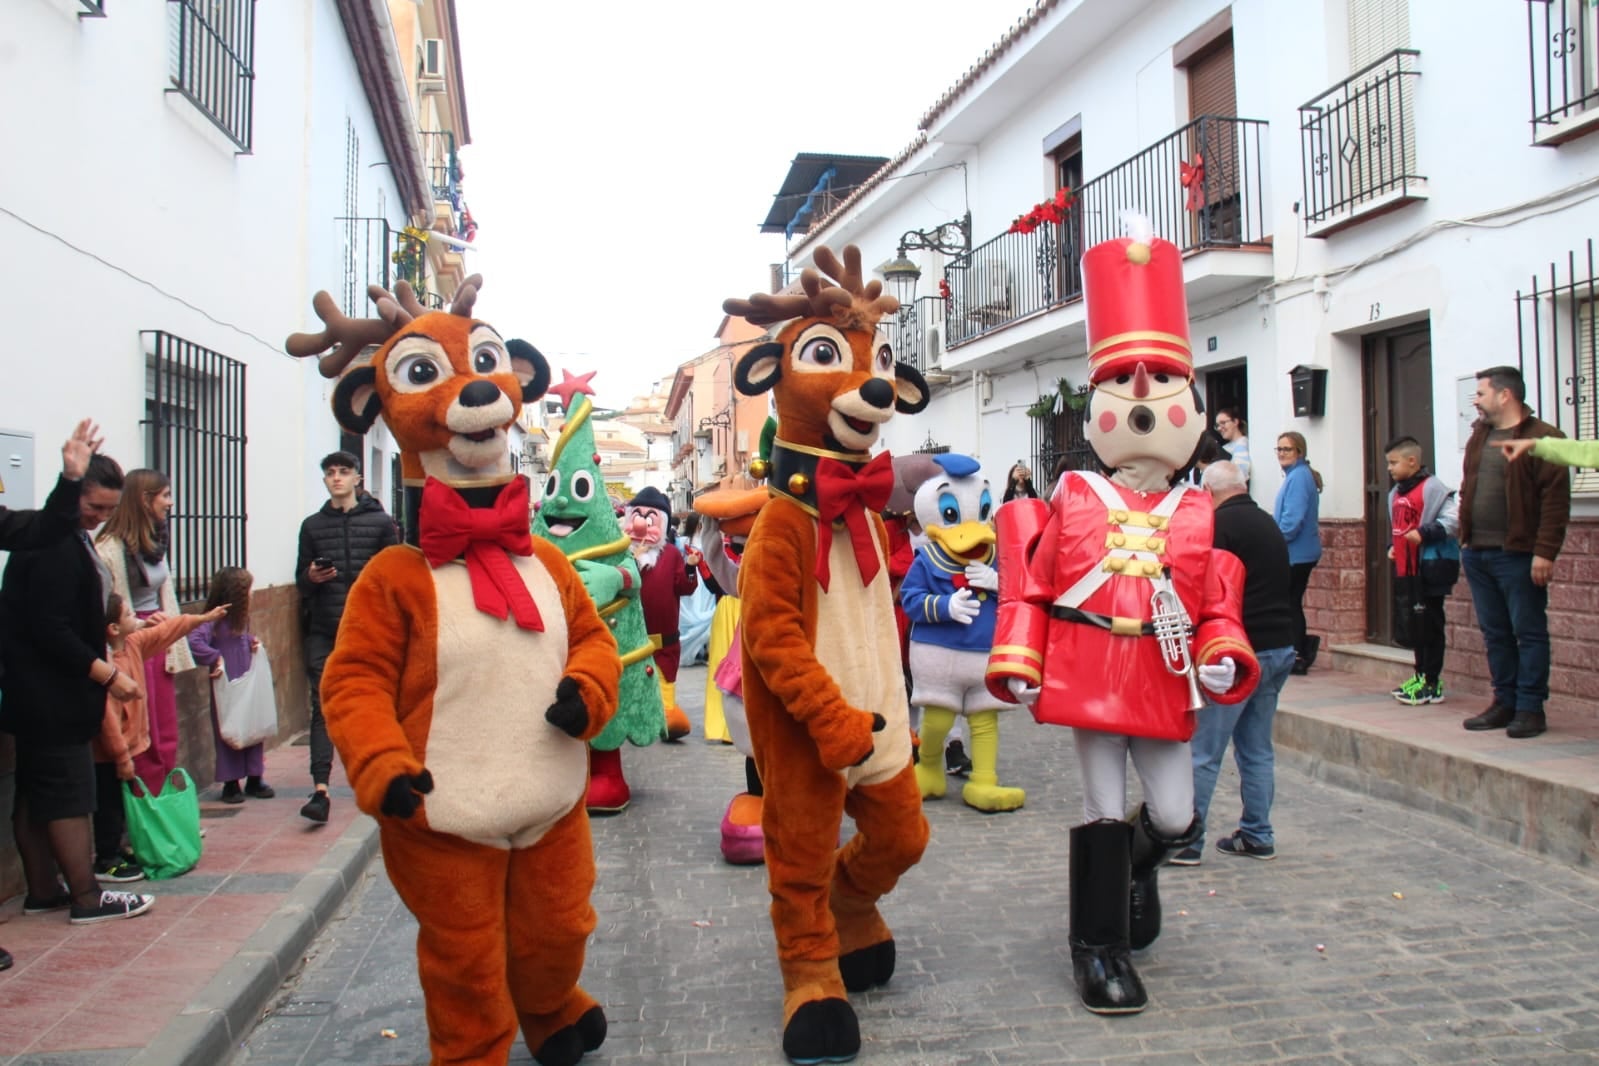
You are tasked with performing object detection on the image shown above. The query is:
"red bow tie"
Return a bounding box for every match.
[813,451,893,591]
[418,477,544,631]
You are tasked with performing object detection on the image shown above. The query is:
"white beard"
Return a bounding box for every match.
[632,542,663,569]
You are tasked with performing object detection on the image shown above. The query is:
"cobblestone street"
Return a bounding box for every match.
[232,666,1599,1065]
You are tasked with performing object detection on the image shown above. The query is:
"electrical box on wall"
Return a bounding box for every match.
[1288,364,1328,418]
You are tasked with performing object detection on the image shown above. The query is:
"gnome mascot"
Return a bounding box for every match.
[986,225,1259,1015]
[622,485,698,741]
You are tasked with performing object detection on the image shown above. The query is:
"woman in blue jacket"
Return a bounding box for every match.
[1273,432,1323,674]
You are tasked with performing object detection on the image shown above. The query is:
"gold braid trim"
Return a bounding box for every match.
[567,535,631,562]
[598,598,627,619]
[772,436,871,463]
[619,642,656,667]
[549,395,592,466]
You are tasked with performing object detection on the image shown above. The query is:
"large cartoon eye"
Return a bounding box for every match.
[472,343,506,375]
[798,338,841,366]
[876,344,894,372]
[400,355,441,386]
[938,491,960,525]
[979,488,993,521]
[570,471,595,501]
[544,471,561,499]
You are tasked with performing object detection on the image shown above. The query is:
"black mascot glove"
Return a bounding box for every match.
[545,676,589,738]
[380,769,434,819]
[851,713,888,768]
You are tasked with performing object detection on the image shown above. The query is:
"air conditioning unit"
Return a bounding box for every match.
[924,324,943,371]
[420,37,446,81]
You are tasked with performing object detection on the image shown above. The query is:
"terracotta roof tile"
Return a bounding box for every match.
[917,0,1062,132]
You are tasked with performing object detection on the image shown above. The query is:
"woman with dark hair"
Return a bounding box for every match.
[97,469,196,794]
[1002,462,1039,502]
[1273,432,1323,674]
[1215,407,1251,483]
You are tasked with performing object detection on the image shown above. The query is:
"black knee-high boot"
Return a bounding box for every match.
[1128,804,1202,951]
[1069,819,1147,1014]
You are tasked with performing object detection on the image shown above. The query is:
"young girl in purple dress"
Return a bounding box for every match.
[187,567,275,803]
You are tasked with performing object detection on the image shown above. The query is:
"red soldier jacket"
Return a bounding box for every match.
[986,472,1259,741]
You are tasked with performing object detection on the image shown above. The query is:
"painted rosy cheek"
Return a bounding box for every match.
[1098,411,1118,433]
[1167,405,1187,428]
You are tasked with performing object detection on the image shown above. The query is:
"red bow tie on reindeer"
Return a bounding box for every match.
[284,276,554,629]
[813,452,894,590]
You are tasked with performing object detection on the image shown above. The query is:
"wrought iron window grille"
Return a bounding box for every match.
[419,130,463,215]
[1527,0,1599,138]
[139,332,248,603]
[1516,237,1599,492]
[1298,49,1422,225]
[167,0,257,153]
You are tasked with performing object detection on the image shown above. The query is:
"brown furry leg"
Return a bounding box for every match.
[833,763,929,991]
[380,824,518,1066]
[508,805,605,1066]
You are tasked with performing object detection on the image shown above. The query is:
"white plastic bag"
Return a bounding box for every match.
[213,646,279,750]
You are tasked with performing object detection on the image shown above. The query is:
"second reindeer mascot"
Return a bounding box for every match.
[286,280,621,1066]
[725,245,931,1064]
[987,228,1260,1016]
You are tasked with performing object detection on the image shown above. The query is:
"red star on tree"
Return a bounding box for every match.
[547,368,598,410]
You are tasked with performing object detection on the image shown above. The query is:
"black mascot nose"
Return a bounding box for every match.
[860,377,894,410]
[459,380,503,408]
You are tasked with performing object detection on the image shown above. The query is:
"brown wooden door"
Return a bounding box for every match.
[1362,322,1434,644]
[1184,32,1239,243]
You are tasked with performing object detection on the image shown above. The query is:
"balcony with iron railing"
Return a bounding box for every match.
[941,115,1269,357]
[1299,49,1425,236]
[1527,0,1599,145]
[419,129,463,219]
[881,295,948,377]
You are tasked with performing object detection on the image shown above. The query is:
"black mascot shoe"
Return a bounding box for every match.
[838,938,895,992]
[782,997,860,1065]
[1070,941,1148,1014]
[533,1005,607,1066]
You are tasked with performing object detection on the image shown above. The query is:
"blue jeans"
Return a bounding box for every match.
[1462,548,1550,715]
[1190,645,1297,848]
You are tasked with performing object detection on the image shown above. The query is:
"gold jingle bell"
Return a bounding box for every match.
[787,472,810,495]
[748,457,770,480]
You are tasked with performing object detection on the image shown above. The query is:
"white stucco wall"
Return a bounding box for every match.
[0,0,410,586]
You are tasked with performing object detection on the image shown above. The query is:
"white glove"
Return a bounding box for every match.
[947,587,980,624]
[964,561,999,591]
[1006,676,1042,705]
[1197,656,1236,695]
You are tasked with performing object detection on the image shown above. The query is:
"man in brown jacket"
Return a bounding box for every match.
[1457,366,1569,739]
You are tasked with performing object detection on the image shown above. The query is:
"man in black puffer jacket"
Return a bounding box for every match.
[294,451,398,823]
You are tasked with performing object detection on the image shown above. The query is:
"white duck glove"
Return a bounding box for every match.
[963,561,999,591]
[1197,656,1236,694]
[1006,676,1042,705]
[947,587,981,625]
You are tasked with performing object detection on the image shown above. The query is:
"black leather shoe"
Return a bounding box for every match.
[1463,702,1515,731]
[1506,711,1547,739]
[1289,657,1309,676]
[1071,941,1147,1014]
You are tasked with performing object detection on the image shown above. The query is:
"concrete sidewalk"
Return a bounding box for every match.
[2,665,1595,1065]
[0,743,376,1066]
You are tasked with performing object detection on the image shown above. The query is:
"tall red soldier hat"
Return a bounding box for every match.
[1081,231,1193,384]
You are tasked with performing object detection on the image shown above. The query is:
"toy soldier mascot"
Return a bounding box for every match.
[987,223,1260,1015]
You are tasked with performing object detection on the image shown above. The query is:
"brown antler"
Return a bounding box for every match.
[284,291,401,379]
[391,281,429,319]
[451,274,483,317]
[723,291,821,326]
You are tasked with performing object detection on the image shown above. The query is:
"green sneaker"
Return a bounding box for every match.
[1389,674,1424,701]
[1399,681,1444,707]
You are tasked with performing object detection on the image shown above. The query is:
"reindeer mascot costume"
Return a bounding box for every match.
[724,246,931,1064]
[287,281,620,1066]
[986,230,1259,1016]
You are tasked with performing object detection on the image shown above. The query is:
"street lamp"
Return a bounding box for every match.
[882,213,972,306]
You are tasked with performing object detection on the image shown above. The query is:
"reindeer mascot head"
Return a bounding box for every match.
[286,280,620,1066]
[722,245,931,1064]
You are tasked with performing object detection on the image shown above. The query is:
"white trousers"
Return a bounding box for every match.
[1073,728,1194,836]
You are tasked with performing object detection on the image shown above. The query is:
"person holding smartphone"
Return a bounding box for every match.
[293,451,398,822]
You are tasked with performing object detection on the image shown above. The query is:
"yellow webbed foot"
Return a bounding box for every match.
[914,760,947,799]
[961,780,1025,812]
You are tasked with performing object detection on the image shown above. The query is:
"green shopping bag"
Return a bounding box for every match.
[122,769,203,880]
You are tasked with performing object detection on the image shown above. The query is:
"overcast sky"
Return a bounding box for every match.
[454,1,1028,410]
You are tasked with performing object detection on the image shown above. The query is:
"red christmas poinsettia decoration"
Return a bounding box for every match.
[1180,154,1205,212]
[1007,186,1075,235]
[937,276,952,306]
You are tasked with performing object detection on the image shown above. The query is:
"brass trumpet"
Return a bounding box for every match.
[1151,572,1205,712]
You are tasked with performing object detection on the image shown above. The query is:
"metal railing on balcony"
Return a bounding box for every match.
[944,115,1268,347]
[78,1,107,17]
[1516,237,1598,492]
[881,295,947,376]
[1299,49,1422,226]
[1528,0,1599,137]
[419,130,462,215]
